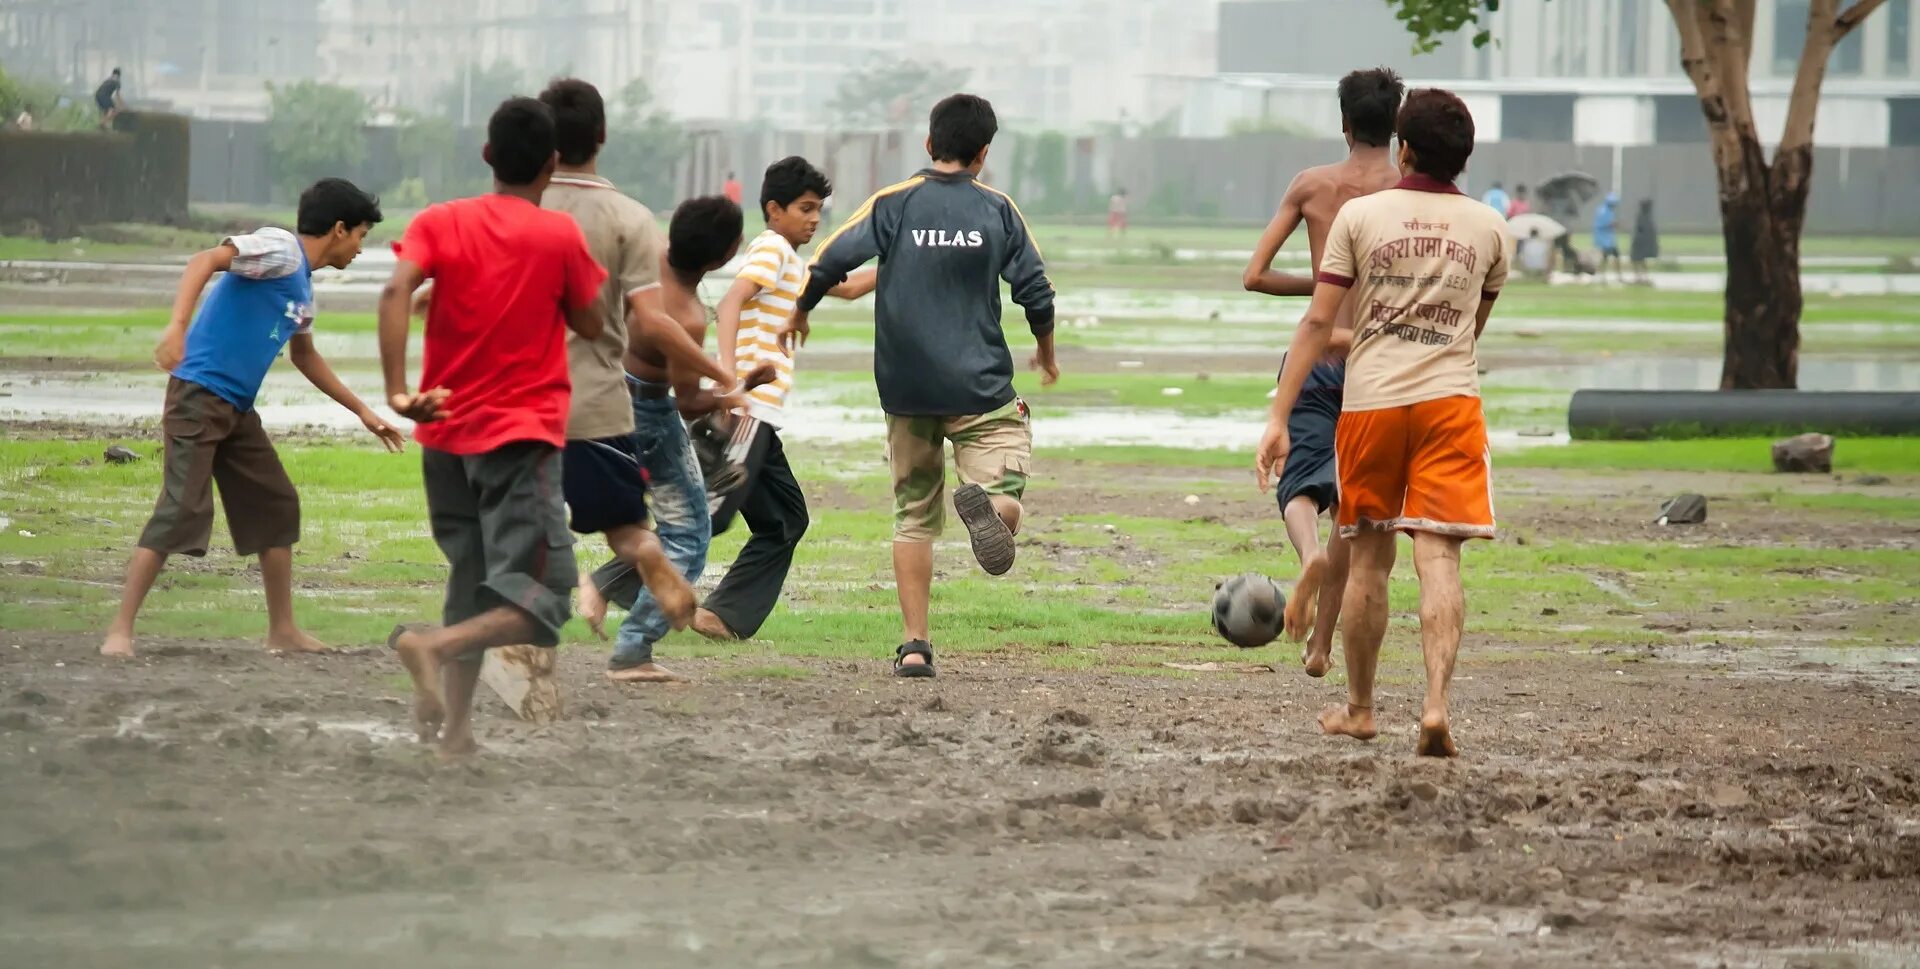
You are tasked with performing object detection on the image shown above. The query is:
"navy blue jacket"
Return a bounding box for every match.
[798,168,1055,416]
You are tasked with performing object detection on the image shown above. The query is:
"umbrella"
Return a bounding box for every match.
[1536,171,1600,220]
[1506,212,1567,240]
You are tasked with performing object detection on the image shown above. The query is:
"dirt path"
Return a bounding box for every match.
[1,635,1915,968]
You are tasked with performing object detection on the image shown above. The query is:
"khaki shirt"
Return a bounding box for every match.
[541,173,663,440]
[1317,174,1512,412]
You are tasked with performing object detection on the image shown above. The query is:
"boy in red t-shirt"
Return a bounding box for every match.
[376,97,608,755]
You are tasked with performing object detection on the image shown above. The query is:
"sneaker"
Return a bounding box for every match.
[953,483,1015,576]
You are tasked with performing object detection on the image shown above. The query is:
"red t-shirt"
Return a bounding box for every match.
[395,194,606,454]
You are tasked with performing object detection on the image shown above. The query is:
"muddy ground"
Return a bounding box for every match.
[1,628,1916,968]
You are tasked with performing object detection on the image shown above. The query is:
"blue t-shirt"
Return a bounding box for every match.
[172,228,314,412]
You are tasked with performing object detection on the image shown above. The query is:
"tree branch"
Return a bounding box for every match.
[1780,0,1842,155]
[1835,0,1891,34]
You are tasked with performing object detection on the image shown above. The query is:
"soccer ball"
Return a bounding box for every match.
[1211,573,1287,648]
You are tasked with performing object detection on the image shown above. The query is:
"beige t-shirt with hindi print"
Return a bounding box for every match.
[1316,174,1513,412]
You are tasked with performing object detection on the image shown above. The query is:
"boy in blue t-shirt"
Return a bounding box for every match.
[101,178,403,658]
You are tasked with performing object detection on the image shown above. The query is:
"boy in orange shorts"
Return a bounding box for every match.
[1258,87,1511,758]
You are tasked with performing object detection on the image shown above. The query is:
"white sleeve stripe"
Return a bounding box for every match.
[627,282,663,295]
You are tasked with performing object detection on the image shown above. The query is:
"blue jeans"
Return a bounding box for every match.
[593,377,710,668]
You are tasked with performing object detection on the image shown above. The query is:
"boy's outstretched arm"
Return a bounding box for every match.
[789,194,886,353]
[827,266,878,300]
[1001,202,1059,386]
[154,244,236,371]
[288,333,404,451]
[714,275,761,378]
[1243,174,1315,297]
[378,259,451,424]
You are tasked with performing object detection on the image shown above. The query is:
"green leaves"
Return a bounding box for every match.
[1383,0,1514,53]
[264,81,369,200]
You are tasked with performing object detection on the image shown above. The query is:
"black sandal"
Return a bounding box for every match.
[894,640,936,678]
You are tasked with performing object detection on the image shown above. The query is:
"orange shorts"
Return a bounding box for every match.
[1335,395,1495,540]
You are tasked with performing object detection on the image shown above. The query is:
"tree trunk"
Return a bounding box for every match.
[1717,140,1808,390]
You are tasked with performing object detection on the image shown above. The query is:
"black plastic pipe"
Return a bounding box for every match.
[1567,390,1920,439]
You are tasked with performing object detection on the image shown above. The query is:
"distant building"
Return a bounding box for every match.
[1184,0,1920,147]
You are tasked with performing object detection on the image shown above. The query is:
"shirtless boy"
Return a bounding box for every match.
[1244,67,1405,677]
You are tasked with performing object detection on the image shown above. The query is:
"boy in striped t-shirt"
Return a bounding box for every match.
[697,156,832,642]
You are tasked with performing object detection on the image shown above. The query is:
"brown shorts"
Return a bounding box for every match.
[136,378,300,557]
[886,398,1032,543]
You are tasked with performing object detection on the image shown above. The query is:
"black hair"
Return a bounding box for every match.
[111,67,121,76]
[486,96,557,186]
[1338,68,1404,148]
[539,77,605,166]
[1514,183,1528,196]
[668,195,745,275]
[759,156,831,218]
[928,93,997,164]
[296,178,383,235]
[1396,88,1475,183]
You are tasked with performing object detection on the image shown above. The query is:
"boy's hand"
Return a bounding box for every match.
[1254,417,1290,492]
[742,362,779,391]
[360,410,406,452]
[390,387,454,424]
[153,331,186,373]
[777,311,810,354]
[1029,352,1060,387]
[410,288,432,318]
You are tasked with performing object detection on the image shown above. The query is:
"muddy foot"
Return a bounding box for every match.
[1317,703,1377,741]
[1416,712,1458,758]
[438,733,479,759]
[691,608,737,641]
[1301,640,1332,678]
[265,628,329,654]
[605,662,690,684]
[1285,554,1327,642]
[100,631,135,658]
[578,575,609,641]
[388,623,446,744]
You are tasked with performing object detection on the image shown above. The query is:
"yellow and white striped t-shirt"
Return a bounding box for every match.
[734,229,804,425]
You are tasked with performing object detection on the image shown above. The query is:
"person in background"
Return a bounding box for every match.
[1108,188,1129,236]
[1480,180,1508,216]
[1518,227,1552,278]
[722,171,744,206]
[95,68,123,129]
[1593,192,1623,283]
[1630,197,1659,285]
[11,105,34,131]
[1505,183,1530,219]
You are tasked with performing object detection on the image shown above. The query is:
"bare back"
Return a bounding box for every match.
[1297,153,1402,327]
[624,256,709,387]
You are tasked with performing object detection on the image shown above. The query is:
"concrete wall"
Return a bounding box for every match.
[1109,135,1920,235]
[0,112,190,237]
[184,118,1920,236]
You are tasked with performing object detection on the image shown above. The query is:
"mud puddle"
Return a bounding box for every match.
[1655,642,1920,692]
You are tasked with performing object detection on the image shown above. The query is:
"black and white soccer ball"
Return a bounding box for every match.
[1211,572,1287,648]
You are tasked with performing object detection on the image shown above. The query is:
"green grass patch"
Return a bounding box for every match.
[1502,437,1920,473]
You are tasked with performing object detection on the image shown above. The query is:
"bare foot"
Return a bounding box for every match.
[1301,638,1332,678]
[691,608,737,641]
[1285,553,1326,642]
[438,732,479,759]
[578,575,609,640]
[265,628,329,654]
[1416,711,1458,758]
[388,623,445,744]
[605,662,690,684]
[101,631,135,658]
[1317,703,1377,741]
